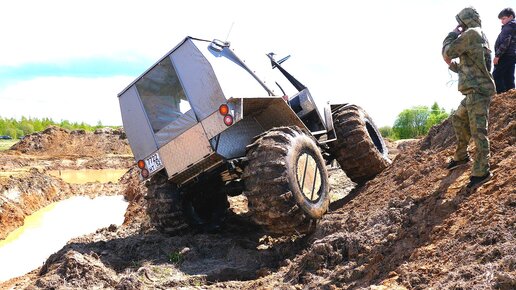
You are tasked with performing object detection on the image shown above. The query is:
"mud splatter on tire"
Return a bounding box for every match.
[243,126,330,235]
[329,105,391,184]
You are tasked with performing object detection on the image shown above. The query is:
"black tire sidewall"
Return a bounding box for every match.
[363,114,389,161]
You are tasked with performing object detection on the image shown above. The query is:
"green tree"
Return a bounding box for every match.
[0,116,115,136]
[5,127,17,139]
[32,118,44,132]
[60,120,73,130]
[379,126,394,139]
[425,102,449,130]
[393,109,414,139]
[393,106,430,139]
[0,119,6,135]
[413,106,430,136]
[20,121,35,135]
[96,120,103,129]
[392,102,450,139]
[42,117,54,129]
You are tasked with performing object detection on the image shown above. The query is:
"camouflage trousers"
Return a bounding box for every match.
[452,93,491,177]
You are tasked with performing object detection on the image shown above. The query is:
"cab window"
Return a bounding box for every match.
[136,57,192,133]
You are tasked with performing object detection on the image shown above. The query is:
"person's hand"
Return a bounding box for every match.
[452,25,463,34]
[493,57,499,65]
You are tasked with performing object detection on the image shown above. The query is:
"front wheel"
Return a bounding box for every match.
[243,126,330,235]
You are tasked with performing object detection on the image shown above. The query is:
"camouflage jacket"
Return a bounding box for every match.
[442,7,496,96]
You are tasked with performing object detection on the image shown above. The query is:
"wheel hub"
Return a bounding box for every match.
[296,152,322,202]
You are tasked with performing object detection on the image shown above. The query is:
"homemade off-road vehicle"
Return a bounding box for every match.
[117,36,390,235]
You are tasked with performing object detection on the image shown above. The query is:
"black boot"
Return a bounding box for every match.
[446,158,470,170]
[466,172,492,191]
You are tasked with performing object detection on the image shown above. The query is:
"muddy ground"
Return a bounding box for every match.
[0,127,133,240]
[0,91,515,289]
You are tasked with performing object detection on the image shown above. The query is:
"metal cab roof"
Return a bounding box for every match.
[117,36,276,162]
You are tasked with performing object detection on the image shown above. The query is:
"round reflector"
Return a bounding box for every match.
[219,104,229,115]
[223,114,233,126]
[137,160,146,169]
[141,168,149,178]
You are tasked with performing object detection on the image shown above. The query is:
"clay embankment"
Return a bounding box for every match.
[0,127,133,240]
[253,90,515,289]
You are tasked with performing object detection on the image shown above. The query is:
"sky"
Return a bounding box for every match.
[0,0,513,127]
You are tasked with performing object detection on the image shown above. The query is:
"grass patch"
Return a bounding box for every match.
[0,140,17,151]
[168,251,184,264]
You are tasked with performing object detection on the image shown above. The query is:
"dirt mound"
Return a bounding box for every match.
[118,167,151,232]
[3,91,514,289]
[10,126,131,157]
[268,90,515,289]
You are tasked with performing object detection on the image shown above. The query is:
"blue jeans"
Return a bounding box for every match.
[493,54,516,94]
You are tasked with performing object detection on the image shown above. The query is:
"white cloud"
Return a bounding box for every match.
[0,76,133,125]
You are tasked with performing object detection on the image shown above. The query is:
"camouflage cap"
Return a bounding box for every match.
[456,7,482,28]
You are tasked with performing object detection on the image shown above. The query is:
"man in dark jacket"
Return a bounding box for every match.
[493,7,516,93]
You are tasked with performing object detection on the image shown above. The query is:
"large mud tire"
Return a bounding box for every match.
[145,171,188,234]
[243,126,330,235]
[329,105,390,184]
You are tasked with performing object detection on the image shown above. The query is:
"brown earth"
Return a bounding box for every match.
[1,90,515,289]
[0,127,133,240]
[10,126,131,157]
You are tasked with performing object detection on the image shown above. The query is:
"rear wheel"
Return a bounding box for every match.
[329,105,390,184]
[243,126,330,235]
[146,171,229,234]
[145,171,188,234]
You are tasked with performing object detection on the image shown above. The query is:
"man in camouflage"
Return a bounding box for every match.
[442,7,495,190]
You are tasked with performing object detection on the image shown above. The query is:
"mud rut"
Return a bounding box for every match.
[38,215,315,284]
[0,162,352,289]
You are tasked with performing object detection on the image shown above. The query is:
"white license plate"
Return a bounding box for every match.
[145,152,163,174]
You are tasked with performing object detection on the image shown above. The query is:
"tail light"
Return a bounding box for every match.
[220,103,233,126]
[137,159,148,178]
[219,104,229,115]
[223,114,233,126]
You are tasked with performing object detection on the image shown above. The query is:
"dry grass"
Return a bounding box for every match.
[0,140,17,151]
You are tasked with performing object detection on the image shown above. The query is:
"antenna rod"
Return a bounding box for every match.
[225,22,235,42]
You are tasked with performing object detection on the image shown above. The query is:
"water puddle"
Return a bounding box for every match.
[48,169,127,184]
[0,195,128,282]
[0,169,30,179]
